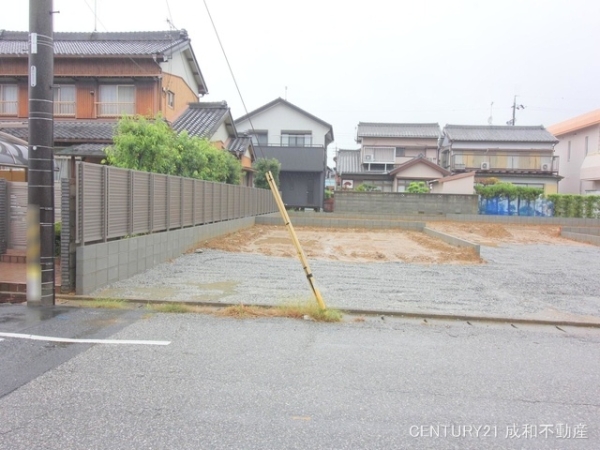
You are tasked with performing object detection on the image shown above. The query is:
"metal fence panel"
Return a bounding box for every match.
[204,182,213,223]
[183,178,194,227]
[107,167,130,239]
[74,162,277,245]
[153,174,167,232]
[213,183,222,222]
[82,164,104,243]
[132,171,150,234]
[227,184,234,220]
[194,180,203,225]
[169,176,182,229]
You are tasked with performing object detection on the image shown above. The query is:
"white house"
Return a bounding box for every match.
[547,109,600,194]
[234,98,334,209]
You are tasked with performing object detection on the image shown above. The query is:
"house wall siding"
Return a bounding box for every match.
[431,176,474,194]
[236,103,330,147]
[1,58,160,77]
[17,82,28,118]
[554,124,600,194]
[160,73,198,122]
[161,49,199,98]
[134,82,157,117]
[76,81,97,119]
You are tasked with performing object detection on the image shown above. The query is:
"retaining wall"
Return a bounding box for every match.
[76,216,255,295]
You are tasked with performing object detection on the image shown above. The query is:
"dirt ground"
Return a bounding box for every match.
[425,222,581,247]
[200,222,589,265]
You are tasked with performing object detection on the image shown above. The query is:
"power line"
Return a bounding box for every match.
[202,0,265,158]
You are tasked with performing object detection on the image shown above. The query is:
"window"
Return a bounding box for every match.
[249,131,267,146]
[0,84,18,115]
[53,85,76,116]
[167,90,175,109]
[585,136,589,156]
[395,147,406,157]
[567,141,571,162]
[363,146,395,163]
[98,85,135,116]
[281,132,312,147]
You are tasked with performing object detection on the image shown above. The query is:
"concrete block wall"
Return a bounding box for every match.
[76,216,255,295]
[445,214,600,226]
[256,213,424,230]
[335,191,479,215]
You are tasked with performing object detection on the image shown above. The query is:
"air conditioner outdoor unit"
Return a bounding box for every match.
[480,162,490,170]
[541,163,550,171]
[364,154,373,162]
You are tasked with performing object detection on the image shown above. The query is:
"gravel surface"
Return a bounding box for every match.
[92,243,600,321]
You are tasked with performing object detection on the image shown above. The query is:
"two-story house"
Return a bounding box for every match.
[234,98,334,209]
[0,29,208,168]
[335,123,449,192]
[547,109,600,194]
[439,125,560,194]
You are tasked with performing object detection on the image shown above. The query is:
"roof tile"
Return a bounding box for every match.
[172,102,230,138]
[0,30,189,56]
[444,125,558,143]
[357,123,441,139]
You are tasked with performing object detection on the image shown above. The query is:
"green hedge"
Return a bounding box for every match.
[546,194,600,218]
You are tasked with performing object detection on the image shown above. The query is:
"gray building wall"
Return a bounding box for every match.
[335,191,478,215]
[76,216,255,295]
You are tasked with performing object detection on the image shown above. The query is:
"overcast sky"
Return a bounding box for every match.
[4,0,600,160]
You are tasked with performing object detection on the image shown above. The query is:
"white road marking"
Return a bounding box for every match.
[0,332,170,346]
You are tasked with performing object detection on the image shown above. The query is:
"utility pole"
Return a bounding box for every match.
[508,95,525,126]
[28,0,55,306]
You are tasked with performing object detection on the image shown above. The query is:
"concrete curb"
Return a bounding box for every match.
[561,231,600,246]
[422,227,481,255]
[56,295,600,329]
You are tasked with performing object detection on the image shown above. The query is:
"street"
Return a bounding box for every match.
[0,304,599,449]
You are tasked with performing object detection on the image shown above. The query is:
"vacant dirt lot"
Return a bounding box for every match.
[425,222,580,247]
[200,222,586,265]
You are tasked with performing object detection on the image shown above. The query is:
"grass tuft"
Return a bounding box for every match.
[88,298,127,309]
[218,301,342,323]
[151,303,194,314]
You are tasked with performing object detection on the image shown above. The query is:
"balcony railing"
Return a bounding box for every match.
[0,101,18,115]
[449,154,559,174]
[54,102,76,117]
[96,102,135,117]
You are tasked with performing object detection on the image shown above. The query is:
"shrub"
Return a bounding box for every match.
[407,181,429,193]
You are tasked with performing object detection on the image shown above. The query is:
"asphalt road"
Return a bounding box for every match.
[0,304,599,449]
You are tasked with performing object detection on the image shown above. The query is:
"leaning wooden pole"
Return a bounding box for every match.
[265,171,327,310]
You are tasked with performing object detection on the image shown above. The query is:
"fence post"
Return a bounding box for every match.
[149,173,154,233]
[103,165,108,242]
[166,176,171,231]
[77,162,83,246]
[0,178,6,255]
[129,170,134,236]
[192,179,196,225]
[180,177,184,229]
[60,177,75,293]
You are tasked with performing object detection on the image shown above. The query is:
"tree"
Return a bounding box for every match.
[105,115,242,184]
[106,115,179,174]
[254,158,281,189]
[407,181,429,193]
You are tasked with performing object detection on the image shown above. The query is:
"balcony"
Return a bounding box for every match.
[450,154,559,174]
[581,153,600,181]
